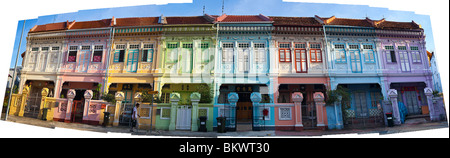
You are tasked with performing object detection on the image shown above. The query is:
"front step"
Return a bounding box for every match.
[405,114,430,125]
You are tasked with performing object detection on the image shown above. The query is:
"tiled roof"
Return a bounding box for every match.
[327,18,374,27]
[217,14,271,22]
[166,16,212,24]
[115,17,160,27]
[375,20,421,30]
[29,21,74,33]
[69,19,112,30]
[270,16,321,26]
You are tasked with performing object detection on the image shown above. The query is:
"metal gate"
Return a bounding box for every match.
[176,105,191,130]
[119,103,134,126]
[24,92,41,118]
[302,101,317,129]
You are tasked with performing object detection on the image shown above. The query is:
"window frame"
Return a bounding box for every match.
[278,43,291,62]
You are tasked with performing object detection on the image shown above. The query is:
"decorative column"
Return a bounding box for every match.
[388,89,401,125]
[190,92,201,132]
[17,86,29,117]
[250,92,262,131]
[335,96,343,129]
[38,88,49,120]
[313,92,326,130]
[134,92,143,129]
[291,92,304,131]
[424,87,439,121]
[113,91,124,126]
[82,90,93,124]
[227,92,239,131]
[64,89,76,123]
[169,92,180,131]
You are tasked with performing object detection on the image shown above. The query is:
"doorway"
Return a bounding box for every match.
[236,92,252,131]
[70,89,86,123]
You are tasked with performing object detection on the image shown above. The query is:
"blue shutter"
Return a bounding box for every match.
[148,49,153,62]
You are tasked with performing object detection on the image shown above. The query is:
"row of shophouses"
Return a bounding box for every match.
[7,14,446,132]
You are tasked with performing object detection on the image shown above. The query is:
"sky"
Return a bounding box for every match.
[7,0,438,68]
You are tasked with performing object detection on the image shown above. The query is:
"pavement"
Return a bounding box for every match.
[2,115,449,137]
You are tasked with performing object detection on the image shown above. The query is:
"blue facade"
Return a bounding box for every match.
[323,23,386,129]
[213,16,276,130]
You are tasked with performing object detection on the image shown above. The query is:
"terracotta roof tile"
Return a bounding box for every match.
[218,14,271,22]
[69,19,112,30]
[375,20,421,30]
[115,17,160,27]
[270,16,321,26]
[29,21,72,33]
[327,18,374,27]
[166,16,212,24]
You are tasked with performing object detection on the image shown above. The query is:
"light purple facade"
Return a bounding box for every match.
[375,20,433,117]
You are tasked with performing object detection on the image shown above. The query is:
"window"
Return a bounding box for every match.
[254,43,265,48]
[295,49,307,73]
[310,43,321,49]
[238,43,249,48]
[201,43,210,63]
[222,43,234,48]
[32,47,39,51]
[41,47,49,51]
[350,51,362,73]
[384,45,394,50]
[386,51,397,63]
[52,47,60,51]
[167,43,179,63]
[68,46,78,62]
[254,48,266,63]
[160,107,171,119]
[143,44,154,49]
[93,51,102,62]
[279,43,291,62]
[182,43,193,48]
[114,49,125,63]
[410,46,419,51]
[310,49,322,62]
[334,44,345,49]
[349,44,359,49]
[167,43,178,49]
[398,46,407,50]
[411,51,421,63]
[200,43,209,49]
[94,45,103,50]
[222,43,234,62]
[81,45,90,50]
[279,107,292,120]
[116,44,126,50]
[363,45,373,50]
[127,49,139,72]
[279,43,290,48]
[92,45,103,62]
[238,45,250,72]
[142,49,153,62]
[129,44,140,49]
[295,43,306,49]
[334,44,346,63]
[399,51,410,72]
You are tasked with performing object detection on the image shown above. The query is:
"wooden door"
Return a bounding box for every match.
[71,100,84,123]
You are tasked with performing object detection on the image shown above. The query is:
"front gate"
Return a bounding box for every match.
[119,103,134,126]
[71,100,84,123]
[302,101,317,129]
[24,92,41,118]
[176,105,191,130]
